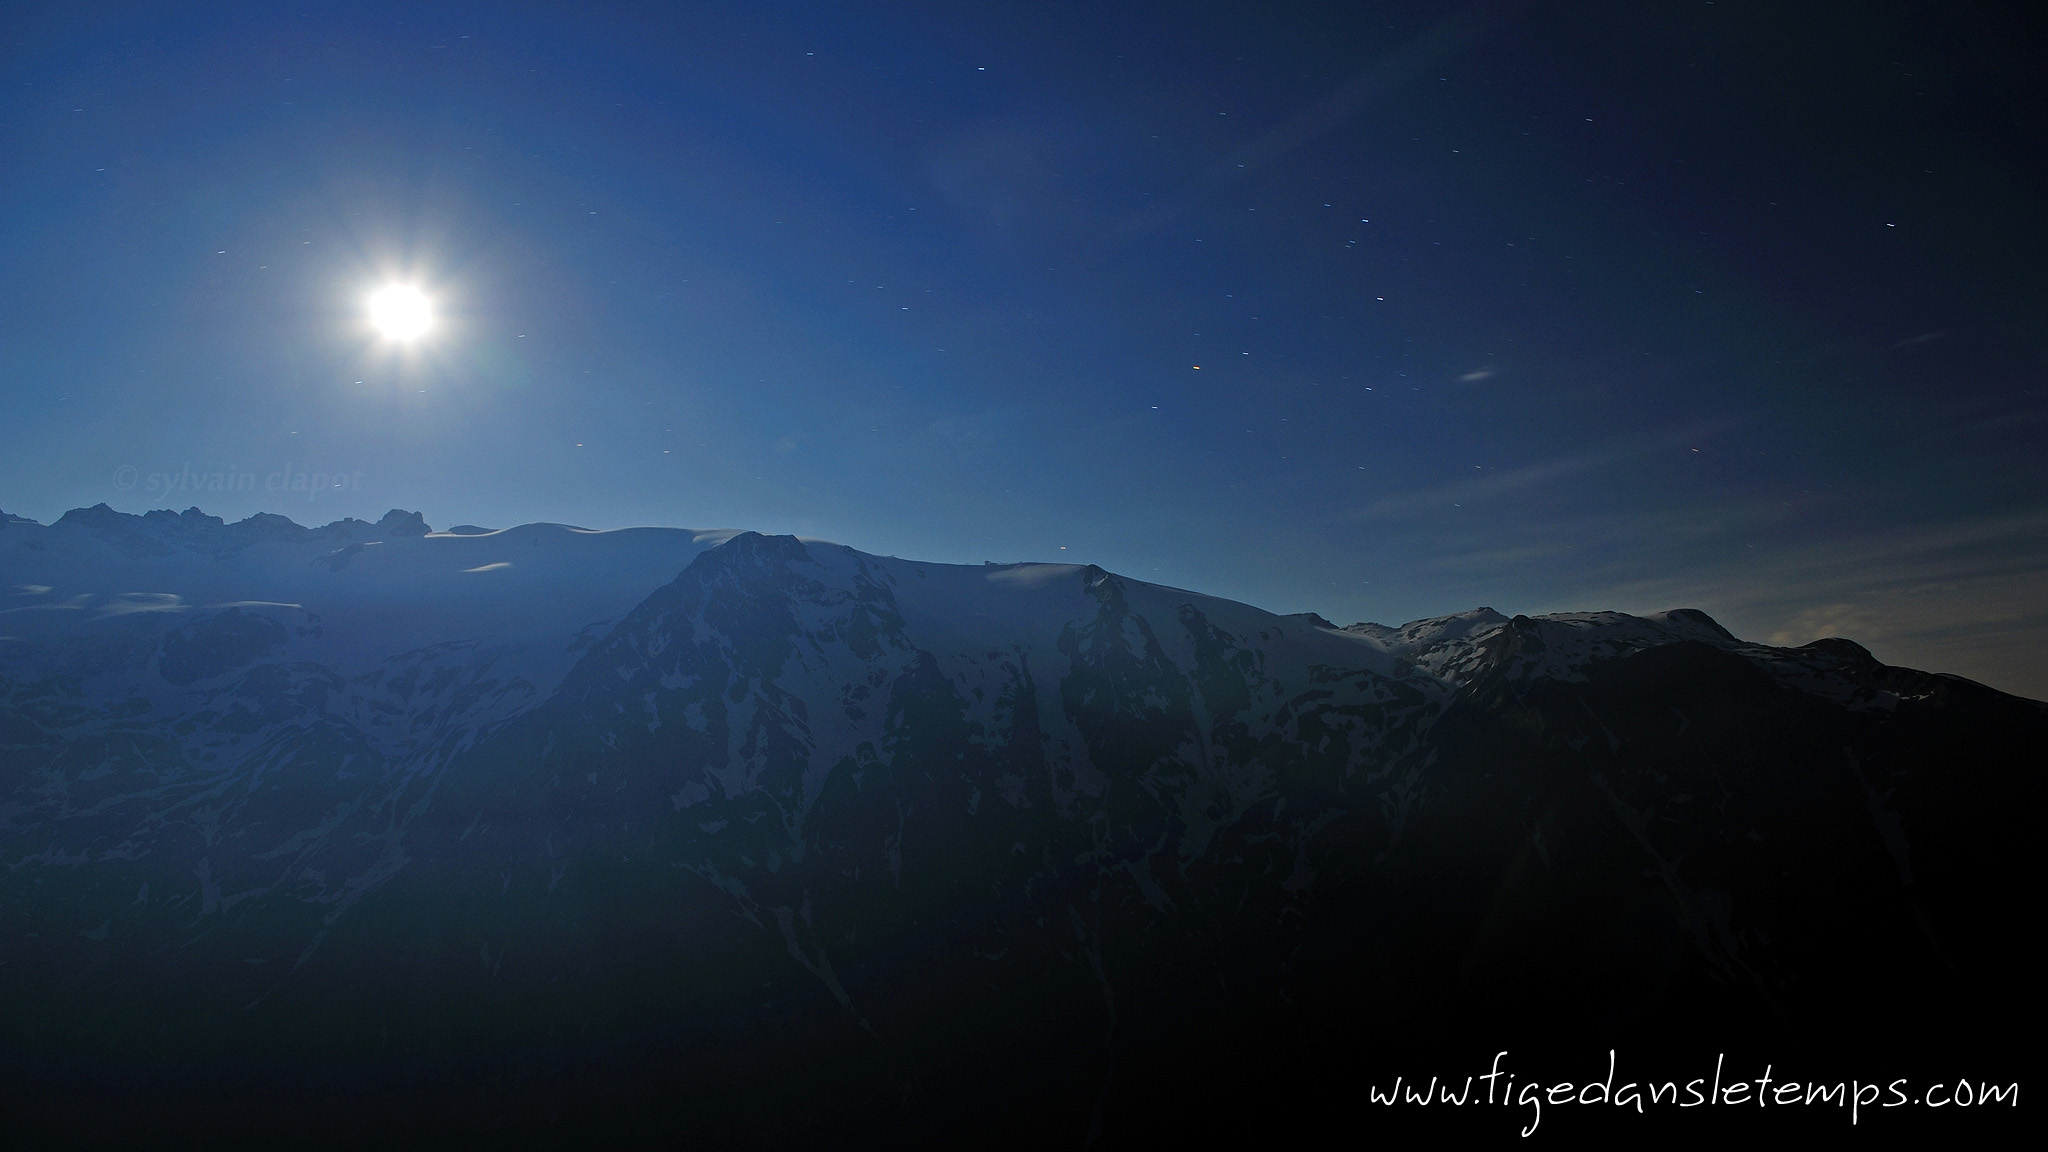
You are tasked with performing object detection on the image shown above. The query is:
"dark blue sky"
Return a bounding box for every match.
[4,1,2043,696]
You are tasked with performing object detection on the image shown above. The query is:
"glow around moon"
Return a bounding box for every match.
[366,284,434,341]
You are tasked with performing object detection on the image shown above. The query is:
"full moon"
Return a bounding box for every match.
[367,284,434,341]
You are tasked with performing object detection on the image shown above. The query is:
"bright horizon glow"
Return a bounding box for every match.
[366,284,434,341]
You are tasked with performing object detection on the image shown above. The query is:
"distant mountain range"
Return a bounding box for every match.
[2,506,2037,1145]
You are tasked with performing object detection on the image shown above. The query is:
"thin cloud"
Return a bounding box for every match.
[0,594,93,615]
[1890,329,1951,349]
[96,593,187,617]
[1339,420,1738,524]
[1117,2,1524,240]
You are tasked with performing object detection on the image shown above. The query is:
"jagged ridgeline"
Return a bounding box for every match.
[1,506,2038,1144]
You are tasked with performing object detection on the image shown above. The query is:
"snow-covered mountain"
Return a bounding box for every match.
[2,506,2037,1145]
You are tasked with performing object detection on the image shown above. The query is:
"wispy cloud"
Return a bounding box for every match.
[96,592,187,617]
[1338,420,1738,525]
[1889,329,1951,349]
[0,593,93,615]
[1116,2,1522,241]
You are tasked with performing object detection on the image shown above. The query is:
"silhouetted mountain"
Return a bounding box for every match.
[1,508,2036,1145]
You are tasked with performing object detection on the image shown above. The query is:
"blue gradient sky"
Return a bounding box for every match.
[4,1,2044,696]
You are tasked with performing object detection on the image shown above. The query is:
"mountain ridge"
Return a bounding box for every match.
[1,505,2037,1144]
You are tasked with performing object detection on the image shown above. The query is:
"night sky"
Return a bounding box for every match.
[3,1,2042,697]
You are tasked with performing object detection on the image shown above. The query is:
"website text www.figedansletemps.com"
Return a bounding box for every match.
[1366,1052,2018,1136]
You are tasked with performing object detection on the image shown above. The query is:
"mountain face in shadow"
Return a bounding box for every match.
[1,510,2037,1145]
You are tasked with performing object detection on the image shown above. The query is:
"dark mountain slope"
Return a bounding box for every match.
[1,519,2036,1145]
